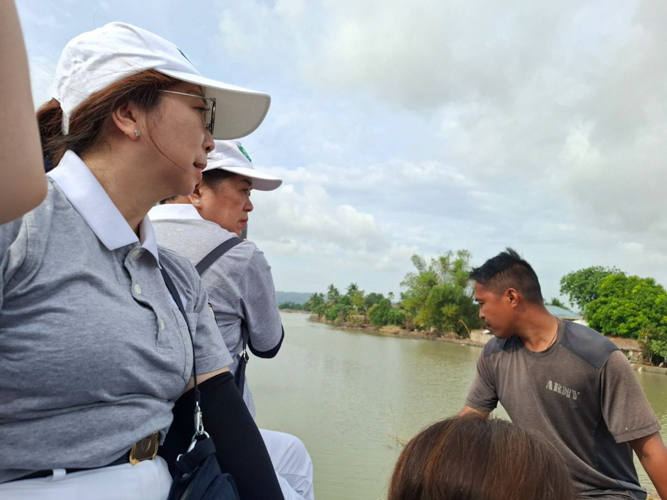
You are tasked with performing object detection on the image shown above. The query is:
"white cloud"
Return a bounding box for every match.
[18,0,667,299]
[248,176,420,294]
[266,159,472,193]
[217,0,667,243]
[252,183,385,251]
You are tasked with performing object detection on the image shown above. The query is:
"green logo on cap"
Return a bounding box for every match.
[238,145,252,163]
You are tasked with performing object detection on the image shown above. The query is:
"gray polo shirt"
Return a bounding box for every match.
[466,320,661,500]
[150,204,283,418]
[0,151,231,483]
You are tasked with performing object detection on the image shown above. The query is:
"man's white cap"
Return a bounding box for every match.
[203,140,282,191]
[53,22,270,140]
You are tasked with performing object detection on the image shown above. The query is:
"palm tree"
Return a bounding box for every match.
[327,284,340,305]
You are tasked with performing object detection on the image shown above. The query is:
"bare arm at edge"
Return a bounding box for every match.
[459,405,491,418]
[183,366,230,394]
[631,432,667,500]
[0,0,47,224]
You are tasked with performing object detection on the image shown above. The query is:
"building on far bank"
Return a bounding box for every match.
[545,305,585,323]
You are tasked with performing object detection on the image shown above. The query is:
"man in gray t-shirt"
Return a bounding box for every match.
[461,249,667,500]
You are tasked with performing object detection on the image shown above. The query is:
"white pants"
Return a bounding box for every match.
[260,429,315,500]
[0,456,172,500]
[0,434,313,500]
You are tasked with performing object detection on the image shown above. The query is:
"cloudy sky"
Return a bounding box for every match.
[17,0,667,306]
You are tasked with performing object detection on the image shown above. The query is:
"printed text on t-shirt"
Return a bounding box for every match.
[546,380,580,400]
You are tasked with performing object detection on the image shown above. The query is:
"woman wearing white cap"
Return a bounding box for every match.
[151,140,315,500]
[0,7,283,500]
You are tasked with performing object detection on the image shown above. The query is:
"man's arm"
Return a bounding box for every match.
[461,348,499,417]
[459,405,491,418]
[600,351,664,497]
[631,432,667,499]
[242,247,283,355]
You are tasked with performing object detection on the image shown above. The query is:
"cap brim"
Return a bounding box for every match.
[160,69,271,140]
[203,164,283,191]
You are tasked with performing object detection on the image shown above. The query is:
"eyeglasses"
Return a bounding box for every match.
[159,90,217,136]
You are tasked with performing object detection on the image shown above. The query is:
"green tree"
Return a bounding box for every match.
[585,274,667,338]
[278,301,307,310]
[559,266,621,312]
[326,284,340,305]
[368,298,405,326]
[305,292,326,317]
[546,297,567,308]
[324,304,340,322]
[638,326,667,366]
[364,292,385,310]
[400,250,481,336]
[401,255,436,308]
[346,283,366,313]
[325,299,353,323]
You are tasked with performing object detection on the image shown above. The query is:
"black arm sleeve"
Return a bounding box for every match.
[248,326,284,359]
[160,372,284,500]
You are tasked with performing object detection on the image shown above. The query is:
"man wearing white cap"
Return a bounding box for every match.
[150,141,315,500]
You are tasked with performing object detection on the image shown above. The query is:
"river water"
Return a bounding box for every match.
[248,313,667,500]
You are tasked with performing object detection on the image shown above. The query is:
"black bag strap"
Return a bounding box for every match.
[195,237,249,396]
[160,267,208,447]
[234,323,249,396]
[195,237,243,275]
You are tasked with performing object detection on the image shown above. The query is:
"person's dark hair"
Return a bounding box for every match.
[469,248,543,303]
[388,416,573,500]
[200,168,237,190]
[37,69,180,169]
[159,169,237,204]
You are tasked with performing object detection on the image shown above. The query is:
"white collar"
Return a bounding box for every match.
[47,150,160,263]
[148,203,205,221]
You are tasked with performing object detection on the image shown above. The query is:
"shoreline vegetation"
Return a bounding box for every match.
[280,251,667,369]
[281,310,667,377]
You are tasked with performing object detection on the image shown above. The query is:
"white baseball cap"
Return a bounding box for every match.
[53,22,270,140]
[203,140,282,191]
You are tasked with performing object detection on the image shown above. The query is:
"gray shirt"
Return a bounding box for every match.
[150,204,283,418]
[0,152,231,483]
[466,319,661,500]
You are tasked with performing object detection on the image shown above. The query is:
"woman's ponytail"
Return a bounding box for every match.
[36,99,65,171]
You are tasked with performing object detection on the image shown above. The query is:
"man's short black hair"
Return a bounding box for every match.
[470,248,543,304]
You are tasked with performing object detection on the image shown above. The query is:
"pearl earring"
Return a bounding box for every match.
[134,130,141,138]
[194,200,201,205]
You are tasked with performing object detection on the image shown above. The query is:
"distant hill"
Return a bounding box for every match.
[276,291,312,305]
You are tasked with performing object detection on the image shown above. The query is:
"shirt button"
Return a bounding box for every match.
[131,248,142,259]
[159,318,165,331]
[134,284,142,295]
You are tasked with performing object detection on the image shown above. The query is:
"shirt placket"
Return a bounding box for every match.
[124,246,173,350]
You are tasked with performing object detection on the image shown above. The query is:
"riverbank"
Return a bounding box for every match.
[306,314,667,375]
[307,313,487,346]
